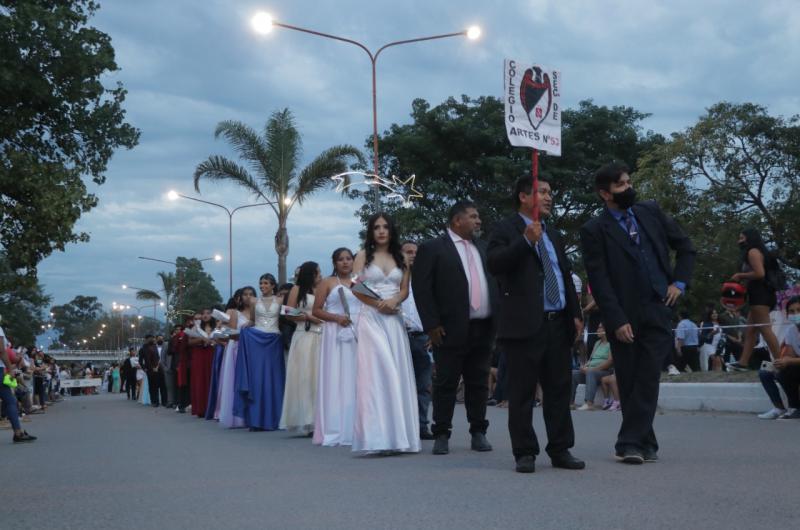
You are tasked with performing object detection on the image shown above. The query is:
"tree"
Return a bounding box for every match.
[176,257,222,315]
[0,0,139,275]
[136,271,175,319]
[193,108,364,283]
[51,295,102,345]
[637,102,800,272]
[0,254,49,346]
[352,96,663,255]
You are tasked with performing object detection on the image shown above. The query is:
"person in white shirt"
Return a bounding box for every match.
[400,241,434,440]
[757,296,800,419]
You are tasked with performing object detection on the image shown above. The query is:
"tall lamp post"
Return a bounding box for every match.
[167,191,279,298]
[138,255,222,311]
[251,12,481,206]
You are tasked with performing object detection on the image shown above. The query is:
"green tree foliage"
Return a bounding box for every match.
[193,109,364,283]
[353,97,663,255]
[0,0,139,275]
[636,102,800,313]
[51,294,102,345]
[175,257,222,316]
[0,254,49,346]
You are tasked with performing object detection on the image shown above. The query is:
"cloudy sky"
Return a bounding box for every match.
[36,0,800,329]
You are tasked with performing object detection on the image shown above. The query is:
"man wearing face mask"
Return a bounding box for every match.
[580,162,695,464]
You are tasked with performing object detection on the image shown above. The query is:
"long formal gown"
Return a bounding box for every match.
[217,311,249,428]
[138,368,151,406]
[313,280,362,446]
[204,343,225,420]
[235,297,286,430]
[280,294,322,434]
[190,327,215,419]
[352,265,420,453]
[112,368,120,393]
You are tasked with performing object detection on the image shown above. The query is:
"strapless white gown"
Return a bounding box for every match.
[352,265,420,453]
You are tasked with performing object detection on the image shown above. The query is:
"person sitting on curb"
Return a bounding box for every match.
[571,323,614,411]
[757,296,800,420]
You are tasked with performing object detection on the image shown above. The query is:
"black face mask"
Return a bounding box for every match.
[612,187,637,209]
[156,340,163,345]
[738,241,748,250]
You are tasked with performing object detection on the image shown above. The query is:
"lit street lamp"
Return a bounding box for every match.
[251,11,481,206]
[167,191,276,298]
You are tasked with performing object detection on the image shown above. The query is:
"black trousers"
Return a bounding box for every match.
[502,314,574,459]
[431,318,492,437]
[609,301,672,454]
[776,365,800,409]
[147,370,167,406]
[177,367,191,410]
[677,345,700,372]
[126,376,138,400]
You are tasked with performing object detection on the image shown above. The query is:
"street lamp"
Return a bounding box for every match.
[139,255,222,310]
[167,191,276,298]
[251,11,482,206]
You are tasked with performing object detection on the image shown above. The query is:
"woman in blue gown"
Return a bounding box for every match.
[235,273,286,431]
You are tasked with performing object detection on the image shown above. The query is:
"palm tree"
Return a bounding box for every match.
[135,271,176,322]
[193,108,364,284]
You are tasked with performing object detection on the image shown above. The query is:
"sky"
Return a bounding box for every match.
[34,0,800,333]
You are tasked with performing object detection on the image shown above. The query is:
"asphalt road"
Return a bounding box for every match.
[3,392,798,529]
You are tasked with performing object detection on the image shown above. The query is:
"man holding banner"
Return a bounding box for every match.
[488,176,584,473]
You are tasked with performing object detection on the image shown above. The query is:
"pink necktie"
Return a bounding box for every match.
[461,240,481,311]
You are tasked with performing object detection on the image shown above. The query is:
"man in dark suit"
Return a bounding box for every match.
[487,176,584,473]
[122,348,138,400]
[140,334,165,407]
[413,200,498,455]
[580,162,695,464]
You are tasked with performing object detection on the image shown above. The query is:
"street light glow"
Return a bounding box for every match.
[283,196,292,206]
[214,254,223,261]
[122,284,128,289]
[167,190,179,201]
[251,12,274,34]
[466,25,481,40]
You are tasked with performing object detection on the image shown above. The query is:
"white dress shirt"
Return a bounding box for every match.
[401,286,424,332]
[447,228,491,320]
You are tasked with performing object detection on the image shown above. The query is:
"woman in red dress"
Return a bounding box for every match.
[188,309,217,418]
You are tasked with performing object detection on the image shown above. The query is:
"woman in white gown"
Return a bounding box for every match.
[280,262,324,435]
[351,213,420,454]
[312,248,362,446]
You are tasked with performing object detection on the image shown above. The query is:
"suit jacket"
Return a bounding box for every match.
[122,357,136,379]
[412,232,498,347]
[579,200,696,333]
[487,213,580,340]
[141,343,160,373]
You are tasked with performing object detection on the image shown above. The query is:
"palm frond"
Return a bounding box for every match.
[264,108,301,199]
[194,155,268,201]
[214,120,269,170]
[136,290,161,301]
[293,145,365,205]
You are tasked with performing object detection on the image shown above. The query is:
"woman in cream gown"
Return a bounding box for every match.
[280,262,323,435]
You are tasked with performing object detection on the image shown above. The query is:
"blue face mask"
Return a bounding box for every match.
[788,314,800,326]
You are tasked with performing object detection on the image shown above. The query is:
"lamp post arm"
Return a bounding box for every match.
[373,31,467,60]
[138,257,176,266]
[177,194,232,216]
[273,22,375,61]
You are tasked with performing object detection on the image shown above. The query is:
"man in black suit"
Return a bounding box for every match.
[580,162,695,464]
[122,348,138,400]
[487,176,584,473]
[413,200,498,455]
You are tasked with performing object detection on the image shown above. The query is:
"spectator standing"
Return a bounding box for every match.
[675,311,701,372]
[699,307,723,372]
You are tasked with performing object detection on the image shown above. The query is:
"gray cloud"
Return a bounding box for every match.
[36,0,800,324]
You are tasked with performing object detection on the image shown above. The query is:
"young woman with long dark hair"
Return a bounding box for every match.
[728,228,781,371]
[187,308,217,418]
[350,213,420,454]
[280,262,324,435]
[217,286,256,428]
[311,248,363,446]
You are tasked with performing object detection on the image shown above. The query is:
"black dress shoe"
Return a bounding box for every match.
[432,435,449,455]
[550,451,586,470]
[420,428,435,440]
[470,432,493,452]
[515,455,536,473]
[615,449,644,464]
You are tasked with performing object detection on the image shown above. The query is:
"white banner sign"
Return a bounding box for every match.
[504,59,562,156]
[60,378,102,388]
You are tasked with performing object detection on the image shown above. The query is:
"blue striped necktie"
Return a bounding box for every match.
[536,231,561,307]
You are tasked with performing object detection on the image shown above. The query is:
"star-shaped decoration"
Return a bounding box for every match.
[329,171,423,207]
